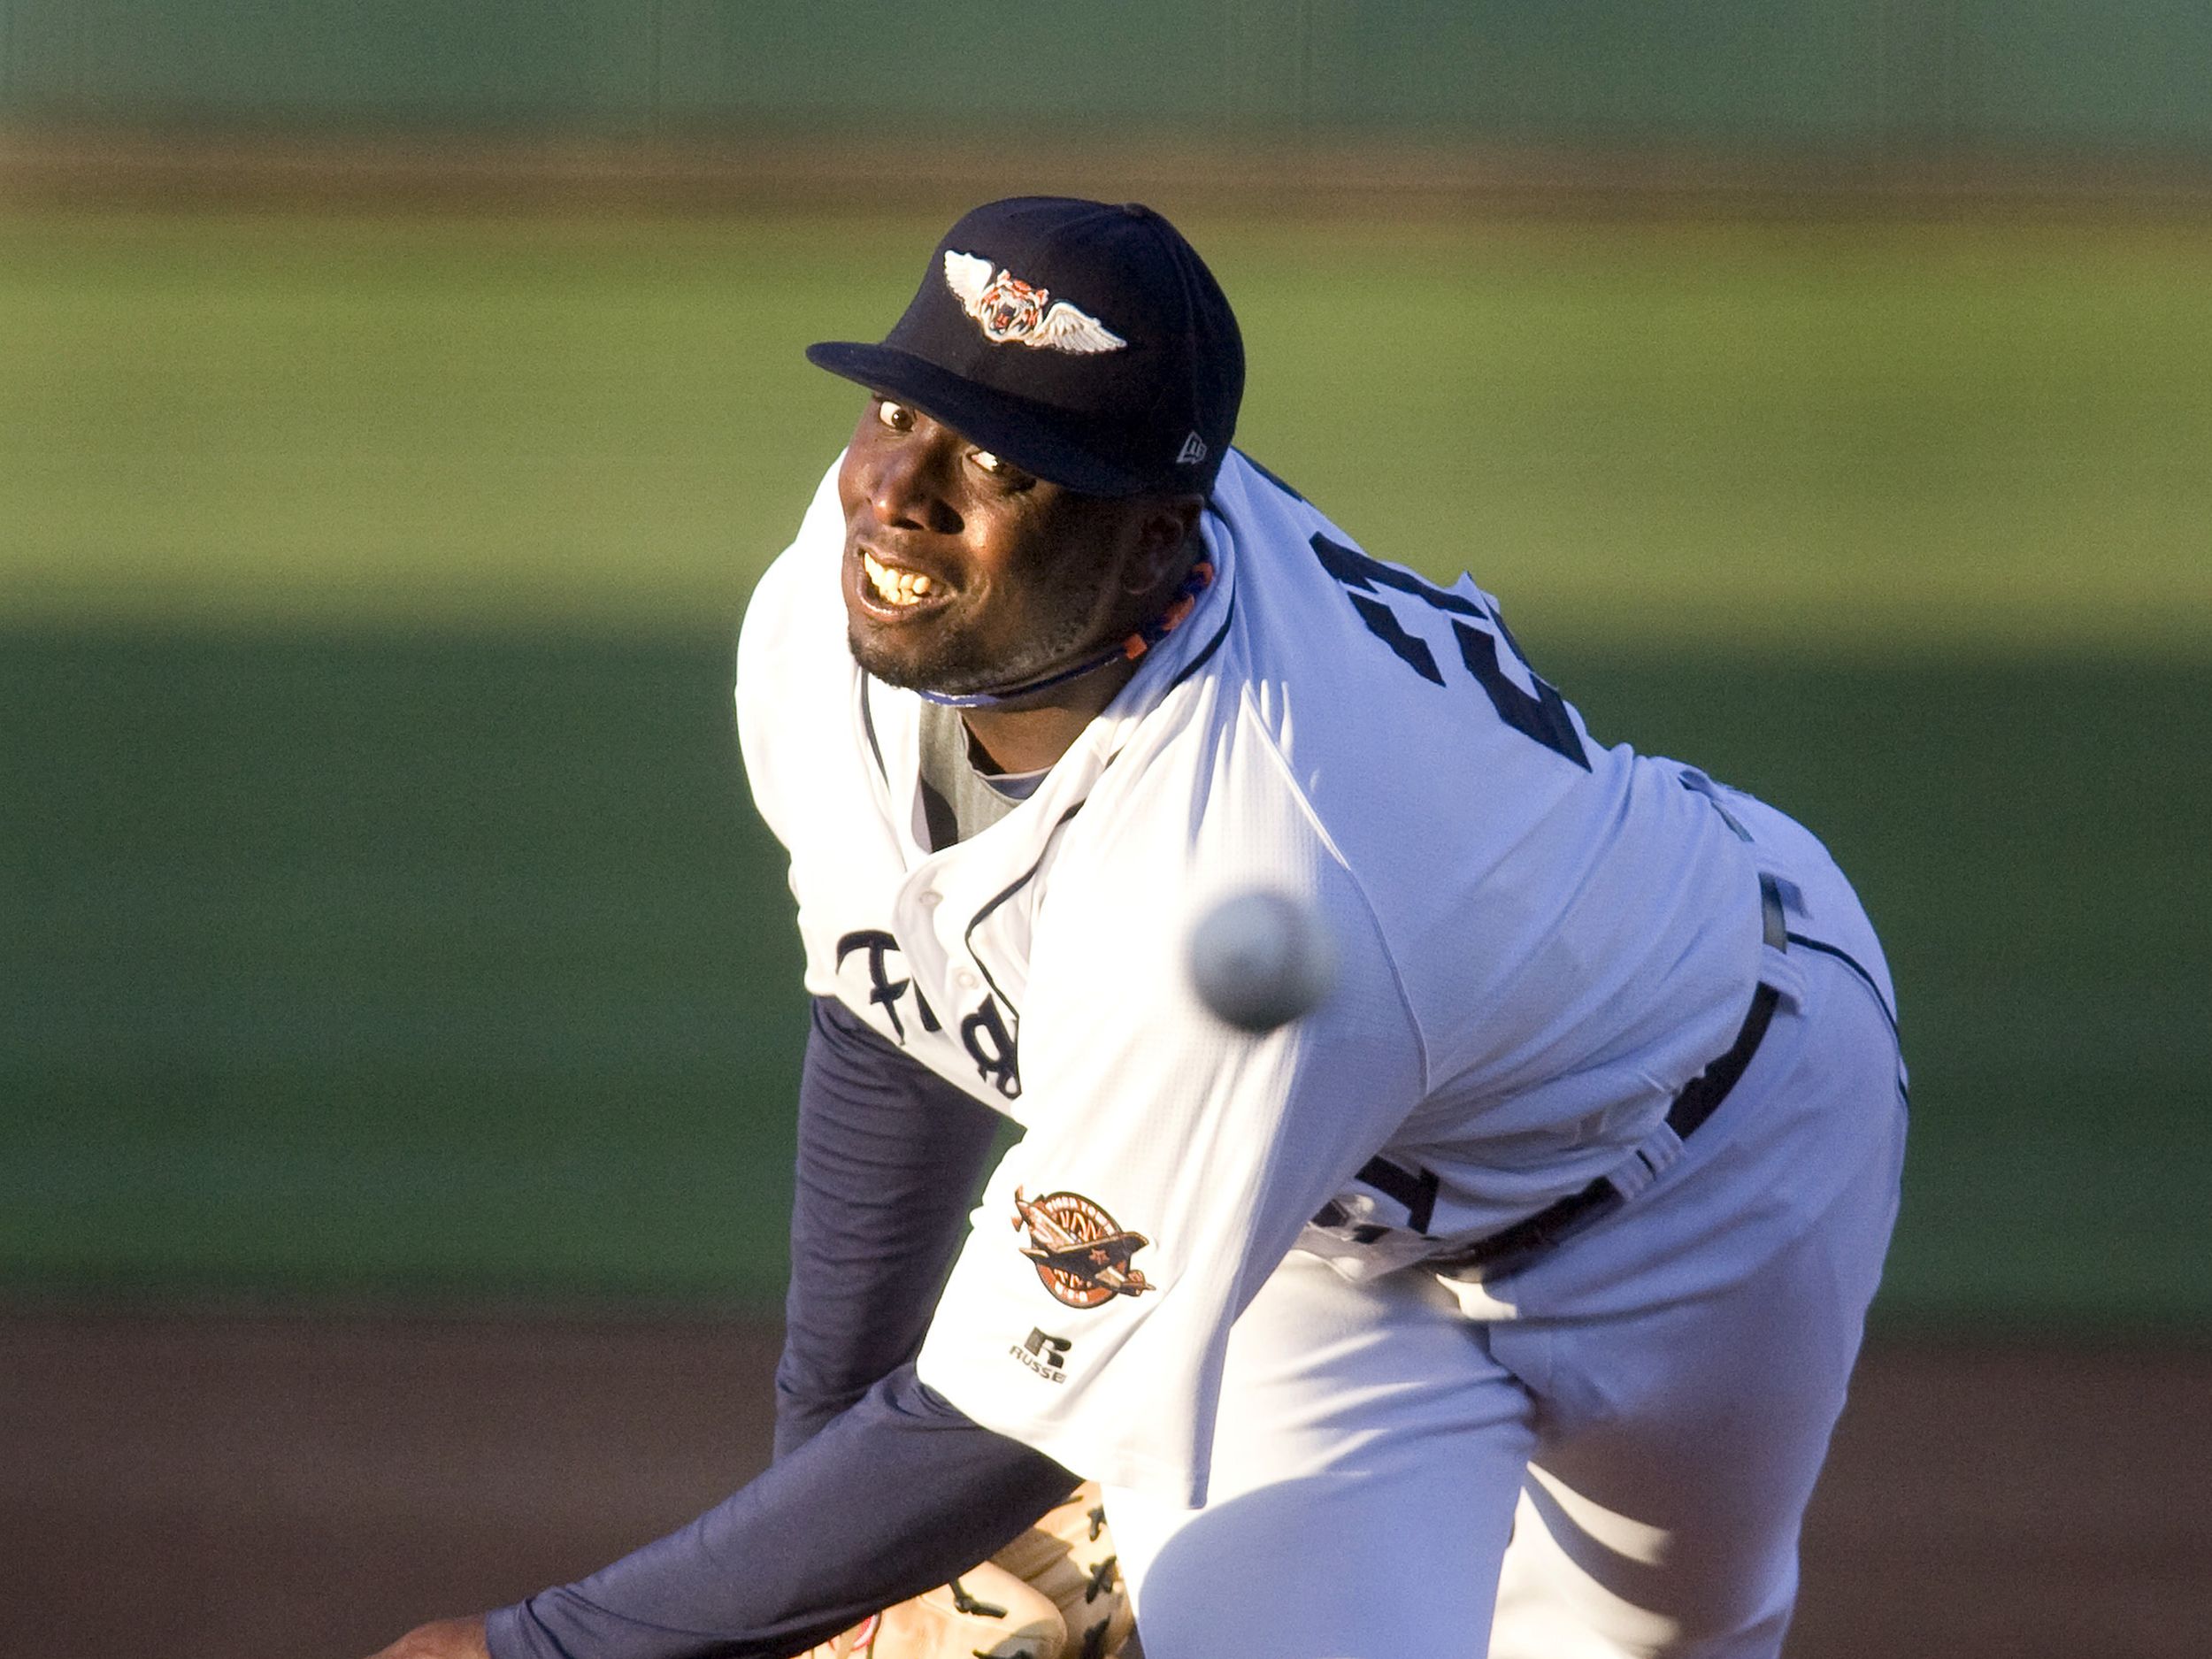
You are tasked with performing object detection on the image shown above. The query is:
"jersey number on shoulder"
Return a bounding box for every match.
[1310,532,1590,771]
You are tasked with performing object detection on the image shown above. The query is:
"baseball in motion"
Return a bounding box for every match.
[1185,886,1339,1033]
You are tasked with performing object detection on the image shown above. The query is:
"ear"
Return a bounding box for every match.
[1123,495,1205,594]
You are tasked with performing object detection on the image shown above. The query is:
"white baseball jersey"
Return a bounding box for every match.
[736,450,1769,1505]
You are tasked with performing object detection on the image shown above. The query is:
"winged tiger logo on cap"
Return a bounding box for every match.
[944,250,1127,355]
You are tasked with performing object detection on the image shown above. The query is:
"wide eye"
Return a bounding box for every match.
[874,398,915,432]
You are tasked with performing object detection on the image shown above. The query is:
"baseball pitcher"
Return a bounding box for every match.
[368,196,1906,1659]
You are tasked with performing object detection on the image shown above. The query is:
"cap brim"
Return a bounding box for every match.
[805,342,1147,497]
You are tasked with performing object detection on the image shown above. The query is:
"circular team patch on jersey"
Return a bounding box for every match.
[1011,1187,1155,1309]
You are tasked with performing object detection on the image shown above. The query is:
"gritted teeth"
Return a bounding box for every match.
[862,549,937,607]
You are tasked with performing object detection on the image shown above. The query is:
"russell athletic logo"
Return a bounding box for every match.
[1012,1187,1154,1309]
[1011,1326,1072,1383]
[944,251,1127,354]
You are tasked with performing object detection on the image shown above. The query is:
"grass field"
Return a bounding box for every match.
[4,207,2208,1326]
[9,208,2211,649]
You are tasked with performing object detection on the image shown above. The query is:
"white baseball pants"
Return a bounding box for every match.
[1103,936,1908,1659]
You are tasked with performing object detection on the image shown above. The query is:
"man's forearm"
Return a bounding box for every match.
[488,1367,1076,1659]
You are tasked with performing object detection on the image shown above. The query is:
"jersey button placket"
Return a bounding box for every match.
[887,882,955,1005]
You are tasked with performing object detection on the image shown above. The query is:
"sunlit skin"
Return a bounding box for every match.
[362,1614,489,1659]
[838,396,1202,775]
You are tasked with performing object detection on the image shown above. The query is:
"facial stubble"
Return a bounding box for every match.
[846,546,1129,699]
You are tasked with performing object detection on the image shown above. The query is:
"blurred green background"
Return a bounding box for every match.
[4,3,2208,1333]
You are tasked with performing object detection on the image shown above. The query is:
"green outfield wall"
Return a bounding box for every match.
[5,0,2212,154]
[6,626,2208,1329]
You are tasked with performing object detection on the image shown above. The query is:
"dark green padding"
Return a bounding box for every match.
[3,632,2204,1329]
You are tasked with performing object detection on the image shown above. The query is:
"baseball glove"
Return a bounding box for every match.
[807,1481,1137,1659]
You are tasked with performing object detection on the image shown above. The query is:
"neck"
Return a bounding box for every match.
[959,657,1144,774]
[956,535,1210,774]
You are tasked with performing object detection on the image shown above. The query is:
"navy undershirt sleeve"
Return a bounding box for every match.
[480,1001,1059,1659]
[486,1367,1078,1659]
[773,995,1005,1458]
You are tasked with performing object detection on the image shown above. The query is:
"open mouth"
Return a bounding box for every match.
[858,547,947,611]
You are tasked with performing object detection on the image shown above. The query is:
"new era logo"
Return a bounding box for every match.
[1176,431,1209,466]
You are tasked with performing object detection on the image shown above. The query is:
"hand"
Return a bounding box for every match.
[362,1614,493,1659]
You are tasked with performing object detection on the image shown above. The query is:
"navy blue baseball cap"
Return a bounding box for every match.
[807,196,1243,497]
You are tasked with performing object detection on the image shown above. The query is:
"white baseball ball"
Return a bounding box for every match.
[1186,886,1338,1033]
